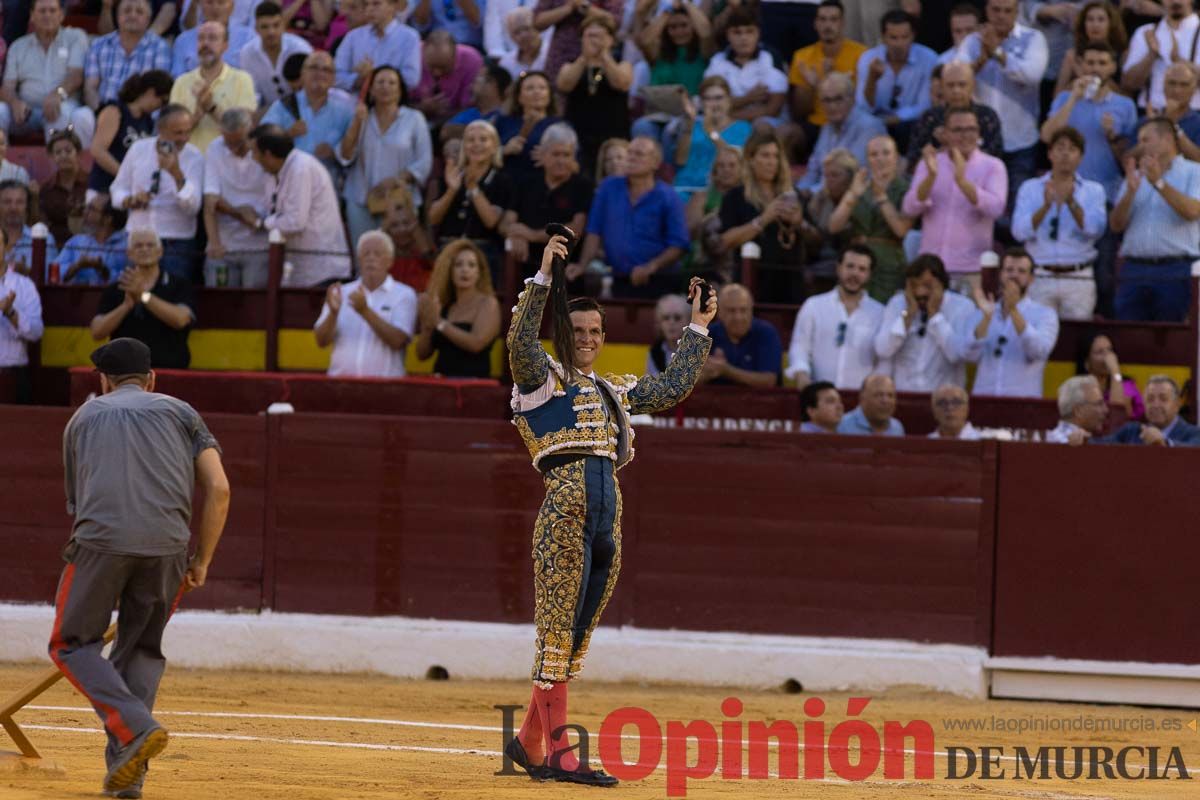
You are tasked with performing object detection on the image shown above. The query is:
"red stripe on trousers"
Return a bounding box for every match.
[168,581,186,618]
[48,562,137,746]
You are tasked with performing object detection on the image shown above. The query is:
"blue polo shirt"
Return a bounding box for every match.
[709,319,782,385]
[586,176,690,277]
[261,89,355,158]
[837,406,905,437]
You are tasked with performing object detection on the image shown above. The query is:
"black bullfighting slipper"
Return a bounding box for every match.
[505,737,551,780]
[545,763,620,787]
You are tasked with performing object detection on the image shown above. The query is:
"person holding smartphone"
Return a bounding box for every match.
[109,103,205,281]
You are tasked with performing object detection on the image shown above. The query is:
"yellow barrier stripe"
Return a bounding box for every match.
[37,326,1192,398]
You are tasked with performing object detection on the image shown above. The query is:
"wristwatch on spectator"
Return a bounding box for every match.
[140,290,152,305]
[992,46,1004,60]
[254,217,265,231]
[55,87,68,101]
[1154,177,1166,191]
[436,320,448,333]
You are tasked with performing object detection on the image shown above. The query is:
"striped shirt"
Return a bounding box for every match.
[85,31,173,106]
[953,24,1049,151]
[1117,156,1200,259]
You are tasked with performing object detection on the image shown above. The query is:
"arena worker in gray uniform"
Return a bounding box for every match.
[50,337,231,799]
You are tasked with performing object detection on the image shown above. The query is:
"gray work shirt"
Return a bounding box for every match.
[63,384,220,556]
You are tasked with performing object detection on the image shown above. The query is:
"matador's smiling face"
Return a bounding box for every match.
[570,310,605,374]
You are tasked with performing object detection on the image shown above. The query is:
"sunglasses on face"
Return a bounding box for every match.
[934,397,966,409]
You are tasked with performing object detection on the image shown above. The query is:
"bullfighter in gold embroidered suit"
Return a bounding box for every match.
[503,235,716,786]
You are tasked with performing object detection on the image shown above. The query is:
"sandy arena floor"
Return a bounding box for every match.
[1,663,1197,799]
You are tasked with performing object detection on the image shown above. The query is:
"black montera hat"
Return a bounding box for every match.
[90,338,152,375]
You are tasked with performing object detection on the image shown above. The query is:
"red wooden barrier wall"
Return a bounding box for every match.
[2,406,1196,664]
[993,442,1200,664]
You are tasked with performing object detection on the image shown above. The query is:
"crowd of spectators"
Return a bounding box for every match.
[0,0,1196,428]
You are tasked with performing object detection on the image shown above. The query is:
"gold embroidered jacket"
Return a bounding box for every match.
[507,278,712,470]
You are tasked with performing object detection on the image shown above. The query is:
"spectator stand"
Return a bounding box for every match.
[737,245,1199,404]
[23,229,1200,415]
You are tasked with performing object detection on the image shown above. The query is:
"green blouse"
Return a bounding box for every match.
[650,48,708,96]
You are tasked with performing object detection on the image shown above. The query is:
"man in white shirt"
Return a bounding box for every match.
[1046,374,1107,444]
[1012,126,1107,321]
[496,7,549,80]
[238,1,313,106]
[874,254,975,392]
[965,247,1060,397]
[787,243,885,390]
[314,230,417,378]
[0,0,96,148]
[1121,0,1200,111]
[203,108,270,288]
[110,104,205,280]
[0,236,43,402]
[485,0,546,60]
[928,383,980,440]
[250,123,351,287]
[954,0,1048,208]
[703,8,788,124]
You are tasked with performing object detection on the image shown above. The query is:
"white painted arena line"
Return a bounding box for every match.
[22,724,498,756]
[28,705,498,733]
[19,704,1179,777]
[18,722,1113,799]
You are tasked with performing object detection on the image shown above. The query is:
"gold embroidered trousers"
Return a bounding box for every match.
[531,455,622,685]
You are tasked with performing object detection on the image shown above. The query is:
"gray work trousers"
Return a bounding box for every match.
[48,540,187,770]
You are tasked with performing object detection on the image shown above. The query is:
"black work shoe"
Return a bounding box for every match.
[504,737,550,780]
[104,727,168,792]
[105,761,147,798]
[545,764,620,787]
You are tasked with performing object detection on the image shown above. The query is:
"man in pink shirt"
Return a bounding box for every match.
[409,29,483,127]
[902,107,1007,288]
